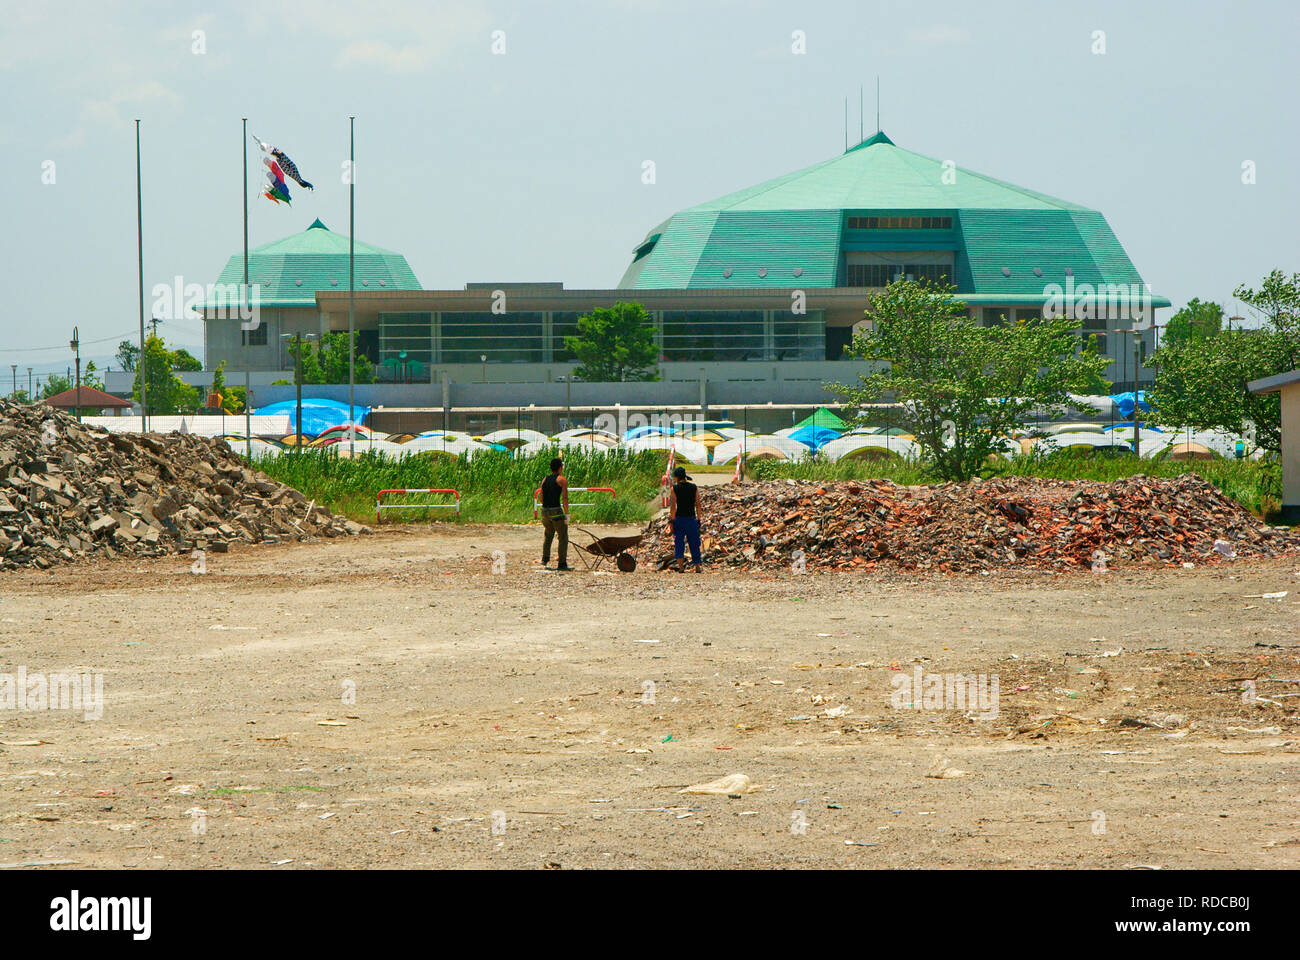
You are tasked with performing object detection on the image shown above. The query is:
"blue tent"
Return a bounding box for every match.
[1103,422,1164,432]
[254,398,372,435]
[1109,391,1153,419]
[624,424,671,441]
[789,425,841,449]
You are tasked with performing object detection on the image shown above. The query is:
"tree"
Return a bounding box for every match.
[1163,298,1223,344]
[115,340,139,372]
[564,302,659,382]
[1078,334,1113,395]
[169,348,203,372]
[1149,272,1300,454]
[316,332,374,384]
[82,361,104,391]
[829,279,1109,482]
[1148,330,1288,454]
[40,375,71,399]
[133,334,201,415]
[285,332,373,384]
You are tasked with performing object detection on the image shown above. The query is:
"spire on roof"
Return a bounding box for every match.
[846,129,894,153]
[307,218,329,231]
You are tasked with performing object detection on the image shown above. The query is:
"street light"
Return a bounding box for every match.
[26,367,32,398]
[557,374,573,428]
[480,354,487,383]
[8,365,15,399]
[70,326,82,421]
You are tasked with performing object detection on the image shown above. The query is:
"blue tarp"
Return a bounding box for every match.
[789,425,842,449]
[254,398,371,435]
[1109,391,1153,418]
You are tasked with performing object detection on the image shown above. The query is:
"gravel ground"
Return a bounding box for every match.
[0,524,1296,869]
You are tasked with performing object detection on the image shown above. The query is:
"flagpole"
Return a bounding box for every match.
[348,115,355,458]
[136,119,147,431]
[243,118,252,459]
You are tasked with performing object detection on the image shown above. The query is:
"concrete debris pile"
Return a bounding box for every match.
[644,475,1300,573]
[0,400,366,570]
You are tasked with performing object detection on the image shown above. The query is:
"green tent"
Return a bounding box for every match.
[793,407,848,431]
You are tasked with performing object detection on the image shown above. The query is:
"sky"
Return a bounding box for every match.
[1,0,1297,379]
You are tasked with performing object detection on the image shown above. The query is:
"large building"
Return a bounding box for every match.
[195,131,1168,408]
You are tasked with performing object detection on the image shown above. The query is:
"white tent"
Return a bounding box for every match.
[1036,434,1132,454]
[626,435,709,463]
[400,436,490,459]
[820,435,920,461]
[712,435,810,464]
[483,428,549,445]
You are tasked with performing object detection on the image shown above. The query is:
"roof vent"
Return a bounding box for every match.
[1064,267,1073,276]
[378,280,386,287]
[330,280,339,287]
[793,267,803,277]
[295,279,303,286]
[723,268,733,278]
[757,268,767,278]
[1001,267,1011,277]
[361,279,369,286]
[1033,267,1042,277]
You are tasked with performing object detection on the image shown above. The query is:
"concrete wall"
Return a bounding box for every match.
[1282,384,1300,516]
[106,359,873,409]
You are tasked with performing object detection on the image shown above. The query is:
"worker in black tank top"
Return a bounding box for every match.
[669,466,702,571]
[539,458,570,570]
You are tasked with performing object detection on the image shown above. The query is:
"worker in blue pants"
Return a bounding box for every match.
[668,466,702,572]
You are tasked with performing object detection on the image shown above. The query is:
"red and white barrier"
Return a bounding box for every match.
[533,486,616,519]
[732,450,745,483]
[376,488,460,521]
[661,446,676,507]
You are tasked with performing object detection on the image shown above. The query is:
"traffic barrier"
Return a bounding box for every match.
[376,488,460,521]
[533,486,616,519]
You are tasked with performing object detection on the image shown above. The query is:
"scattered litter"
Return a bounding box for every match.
[680,774,757,796]
[844,840,878,847]
[316,720,347,727]
[925,758,970,779]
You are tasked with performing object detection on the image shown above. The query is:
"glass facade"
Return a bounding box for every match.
[846,263,953,287]
[439,312,545,364]
[378,313,432,365]
[661,310,823,362]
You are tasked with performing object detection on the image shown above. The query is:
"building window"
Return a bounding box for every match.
[846,215,952,230]
[378,313,433,376]
[661,310,766,362]
[846,263,952,287]
[983,308,1010,326]
[242,324,267,346]
[440,312,544,364]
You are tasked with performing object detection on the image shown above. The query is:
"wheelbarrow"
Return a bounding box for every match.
[571,526,644,572]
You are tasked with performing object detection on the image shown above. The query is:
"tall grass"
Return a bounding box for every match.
[748,453,1283,516]
[256,447,665,524]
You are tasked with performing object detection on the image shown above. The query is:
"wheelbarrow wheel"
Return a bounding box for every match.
[616,552,637,572]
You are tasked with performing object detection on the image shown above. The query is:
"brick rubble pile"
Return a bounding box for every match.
[0,401,365,570]
[644,475,1300,573]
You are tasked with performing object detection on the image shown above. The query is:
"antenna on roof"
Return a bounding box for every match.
[876,76,881,132]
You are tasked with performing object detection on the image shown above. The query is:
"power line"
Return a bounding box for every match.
[0,330,139,355]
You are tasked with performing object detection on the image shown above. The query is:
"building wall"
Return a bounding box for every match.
[1282,384,1300,512]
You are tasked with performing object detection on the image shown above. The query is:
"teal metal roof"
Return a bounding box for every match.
[621,132,1164,304]
[204,219,421,308]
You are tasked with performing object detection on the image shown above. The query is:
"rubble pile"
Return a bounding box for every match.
[0,401,365,570]
[645,475,1300,573]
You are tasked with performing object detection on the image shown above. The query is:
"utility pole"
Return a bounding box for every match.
[9,364,15,398]
[348,115,356,458]
[295,332,304,452]
[26,367,32,397]
[136,119,147,430]
[70,326,81,422]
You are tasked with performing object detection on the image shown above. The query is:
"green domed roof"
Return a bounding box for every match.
[205,219,421,308]
[619,132,1164,306]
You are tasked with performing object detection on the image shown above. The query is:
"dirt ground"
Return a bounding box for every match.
[0,523,1297,870]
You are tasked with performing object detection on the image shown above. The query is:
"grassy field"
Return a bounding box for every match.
[253,446,1285,525]
[255,448,666,524]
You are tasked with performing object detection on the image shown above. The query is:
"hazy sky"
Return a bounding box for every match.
[2,0,1297,375]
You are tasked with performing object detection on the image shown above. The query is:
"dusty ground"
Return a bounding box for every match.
[0,524,1297,869]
